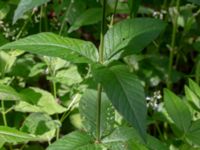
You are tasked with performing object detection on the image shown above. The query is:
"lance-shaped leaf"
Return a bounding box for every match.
[68,8,102,33]
[92,65,147,140]
[0,33,98,63]
[104,18,166,61]
[13,0,50,24]
[0,126,35,144]
[164,89,192,132]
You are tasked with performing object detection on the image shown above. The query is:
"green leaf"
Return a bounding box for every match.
[0,126,35,144]
[164,89,192,132]
[20,113,60,142]
[147,135,169,150]
[0,140,4,148]
[0,33,98,63]
[188,79,200,99]
[93,65,147,140]
[102,127,143,144]
[186,119,200,146]
[13,0,50,24]
[0,84,23,101]
[188,0,200,5]
[46,131,93,150]
[127,0,141,17]
[79,89,115,138]
[49,66,82,86]
[68,8,102,33]
[14,87,66,115]
[185,85,200,111]
[104,18,166,62]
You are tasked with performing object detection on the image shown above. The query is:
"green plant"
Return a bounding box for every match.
[1,0,200,149]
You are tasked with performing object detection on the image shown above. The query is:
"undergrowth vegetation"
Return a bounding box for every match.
[1,0,200,149]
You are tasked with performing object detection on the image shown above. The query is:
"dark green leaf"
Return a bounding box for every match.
[68,8,102,33]
[188,0,200,5]
[93,65,147,140]
[127,0,141,17]
[104,18,166,62]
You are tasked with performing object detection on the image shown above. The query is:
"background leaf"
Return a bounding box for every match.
[127,0,141,17]
[13,0,50,24]
[20,113,60,142]
[14,87,66,115]
[0,84,23,101]
[68,8,102,33]
[0,33,98,63]
[0,126,35,144]
[93,65,147,140]
[46,131,93,150]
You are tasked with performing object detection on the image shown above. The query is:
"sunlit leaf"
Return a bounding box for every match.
[0,33,98,63]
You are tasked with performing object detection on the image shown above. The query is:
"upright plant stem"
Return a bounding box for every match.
[167,0,180,89]
[109,0,118,27]
[1,101,7,126]
[59,0,73,35]
[96,0,106,143]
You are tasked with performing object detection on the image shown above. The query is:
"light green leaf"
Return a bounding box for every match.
[13,0,50,24]
[0,126,35,144]
[0,51,16,75]
[186,119,200,146]
[0,33,98,63]
[185,85,200,110]
[0,140,4,148]
[164,89,192,132]
[68,8,102,33]
[46,131,93,150]
[79,89,115,138]
[20,113,60,142]
[189,79,200,98]
[93,65,147,140]
[0,1,10,20]
[104,18,166,62]
[14,87,66,115]
[0,84,23,101]
[49,66,82,86]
